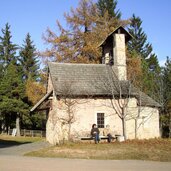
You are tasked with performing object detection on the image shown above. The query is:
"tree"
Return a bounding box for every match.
[0,63,3,81]
[56,81,89,142]
[145,53,161,100]
[127,14,161,101]
[100,67,158,140]
[162,57,171,137]
[97,0,121,19]
[127,14,152,59]
[94,66,133,139]
[42,0,99,63]
[163,57,171,108]
[42,0,128,64]
[127,51,143,88]
[0,23,18,68]
[19,33,47,131]
[25,79,46,105]
[19,33,39,81]
[0,23,22,134]
[0,64,28,135]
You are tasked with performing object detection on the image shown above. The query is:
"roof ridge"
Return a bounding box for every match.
[48,62,107,67]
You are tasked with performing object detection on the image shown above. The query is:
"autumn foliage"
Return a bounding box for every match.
[127,52,142,87]
[26,80,46,105]
[41,0,129,64]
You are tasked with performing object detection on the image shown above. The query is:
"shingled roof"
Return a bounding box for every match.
[48,62,160,107]
[99,26,133,47]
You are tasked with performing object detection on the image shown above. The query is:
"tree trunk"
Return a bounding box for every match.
[68,122,71,141]
[16,114,20,136]
[135,118,138,139]
[1,121,5,134]
[5,114,9,134]
[121,107,127,140]
[169,112,171,138]
[122,117,127,140]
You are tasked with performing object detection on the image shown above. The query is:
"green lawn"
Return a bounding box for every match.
[25,138,171,162]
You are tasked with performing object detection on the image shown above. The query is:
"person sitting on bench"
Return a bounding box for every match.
[90,124,100,144]
[103,124,113,143]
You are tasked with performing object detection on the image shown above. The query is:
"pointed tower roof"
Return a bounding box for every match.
[99,26,133,47]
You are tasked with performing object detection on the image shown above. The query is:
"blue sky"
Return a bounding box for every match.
[0,0,170,65]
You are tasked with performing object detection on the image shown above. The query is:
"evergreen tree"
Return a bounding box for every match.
[127,14,161,100]
[0,23,19,133]
[0,64,29,135]
[19,33,39,81]
[163,57,171,105]
[145,54,161,99]
[0,63,3,80]
[146,53,160,72]
[128,14,152,59]
[97,0,121,19]
[158,57,171,137]
[0,23,18,68]
[19,33,46,130]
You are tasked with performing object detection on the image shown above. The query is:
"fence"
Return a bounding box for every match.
[8,129,46,137]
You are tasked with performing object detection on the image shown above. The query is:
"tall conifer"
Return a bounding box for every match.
[97,0,121,19]
[128,14,152,59]
[127,14,161,99]
[0,23,18,67]
[19,33,39,81]
[160,57,171,137]
[0,64,28,135]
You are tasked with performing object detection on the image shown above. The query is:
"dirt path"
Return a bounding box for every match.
[0,155,171,171]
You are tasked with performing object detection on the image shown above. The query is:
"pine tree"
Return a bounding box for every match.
[160,57,171,137]
[19,33,39,81]
[0,63,3,80]
[146,53,160,72]
[19,33,46,129]
[0,23,19,133]
[145,53,161,99]
[97,0,121,19]
[127,14,161,100]
[0,23,18,68]
[128,14,152,59]
[163,57,171,105]
[0,63,29,135]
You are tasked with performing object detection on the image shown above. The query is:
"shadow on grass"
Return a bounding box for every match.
[0,139,32,148]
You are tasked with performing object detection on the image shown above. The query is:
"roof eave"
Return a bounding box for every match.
[30,90,53,112]
[98,26,133,47]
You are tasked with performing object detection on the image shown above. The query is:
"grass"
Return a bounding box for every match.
[25,138,171,162]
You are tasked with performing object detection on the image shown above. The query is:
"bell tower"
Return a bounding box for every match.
[100,26,132,80]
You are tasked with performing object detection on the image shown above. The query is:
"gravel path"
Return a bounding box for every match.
[0,141,51,156]
[0,156,171,171]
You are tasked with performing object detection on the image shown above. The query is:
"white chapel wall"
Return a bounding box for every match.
[46,97,160,144]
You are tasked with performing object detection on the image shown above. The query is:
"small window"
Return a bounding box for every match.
[97,113,104,128]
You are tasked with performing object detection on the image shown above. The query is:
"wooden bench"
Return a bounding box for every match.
[81,136,117,141]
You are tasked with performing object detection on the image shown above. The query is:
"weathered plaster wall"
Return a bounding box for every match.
[46,96,160,145]
[46,96,63,145]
